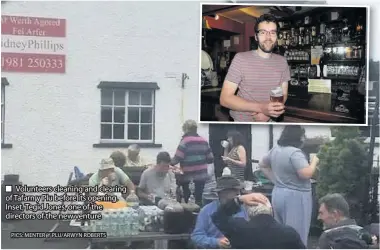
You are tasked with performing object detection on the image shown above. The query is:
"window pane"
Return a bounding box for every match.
[141,91,152,105]
[114,90,125,106]
[127,124,139,140]
[141,108,152,123]
[128,91,140,105]
[127,107,139,123]
[113,107,125,123]
[113,124,124,139]
[101,107,112,122]
[101,124,112,139]
[101,89,113,105]
[141,124,153,140]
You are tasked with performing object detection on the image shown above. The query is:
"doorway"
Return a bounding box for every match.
[209,124,252,180]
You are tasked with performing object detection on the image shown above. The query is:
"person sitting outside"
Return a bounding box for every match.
[317,193,373,249]
[125,144,151,167]
[191,173,268,249]
[211,194,306,249]
[88,158,135,192]
[137,152,176,205]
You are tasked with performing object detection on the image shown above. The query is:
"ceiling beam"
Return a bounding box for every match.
[204,15,244,34]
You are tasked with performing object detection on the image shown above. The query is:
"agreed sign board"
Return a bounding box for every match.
[1,15,66,73]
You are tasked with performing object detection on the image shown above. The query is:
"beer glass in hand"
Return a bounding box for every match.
[270,87,284,103]
[270,87,284,122]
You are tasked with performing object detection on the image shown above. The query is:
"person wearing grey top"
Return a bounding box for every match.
[137,152,175,205]
[258,125,319,246]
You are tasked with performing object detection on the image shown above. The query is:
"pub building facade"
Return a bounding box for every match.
[200,5,368,124]
[1,1,376,187]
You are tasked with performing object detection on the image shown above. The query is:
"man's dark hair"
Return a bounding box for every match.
[319,193,350,217]
[277,125,306,148]
[226,130,245,147]
[254,14,279,34]
[110,151,126,168]
[156,151,171,164]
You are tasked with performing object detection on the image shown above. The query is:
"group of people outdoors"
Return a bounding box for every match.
[87,118,378,249]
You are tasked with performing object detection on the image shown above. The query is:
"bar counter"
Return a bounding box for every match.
[200,88,359,123]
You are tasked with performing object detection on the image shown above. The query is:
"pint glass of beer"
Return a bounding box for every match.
[270,87,284,103]
[269,86,285,122]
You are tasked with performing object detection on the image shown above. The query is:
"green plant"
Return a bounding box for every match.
[302,136,330,156]
[316,127,369,225]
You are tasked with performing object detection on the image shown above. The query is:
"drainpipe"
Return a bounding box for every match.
[269,124,274,150]
[180,73,189,124]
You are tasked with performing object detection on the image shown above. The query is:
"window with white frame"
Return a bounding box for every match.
[99,83,157,143]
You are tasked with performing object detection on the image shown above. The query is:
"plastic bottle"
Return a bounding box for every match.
[101,211,110,235]
[94,218,103,233]
[109,210,118,237]
[132,210,140,235]
[126,190,140,209]
[189,181,196,204]
[124,207,132,236]
[114,209,123,237]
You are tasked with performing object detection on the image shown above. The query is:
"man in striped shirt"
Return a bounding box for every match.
[171,119,214,206]
[220,14,290,122]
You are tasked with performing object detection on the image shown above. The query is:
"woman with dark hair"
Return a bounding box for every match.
[221,130,247,182]
[258,125,319,246]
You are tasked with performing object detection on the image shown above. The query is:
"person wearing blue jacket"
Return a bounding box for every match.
[191,173,269,248]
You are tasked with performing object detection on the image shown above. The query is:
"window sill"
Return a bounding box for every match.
[1,143,13,149]
[93,143,162,148]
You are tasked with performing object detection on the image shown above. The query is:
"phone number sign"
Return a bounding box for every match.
[2,53,65,73]
[1,15,66,73]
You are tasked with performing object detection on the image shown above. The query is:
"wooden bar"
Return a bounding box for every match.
[200,89,359,123]
[285,106,358,123]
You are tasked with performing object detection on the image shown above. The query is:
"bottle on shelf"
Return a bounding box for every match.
[341,18,351,42]
[278,32,283,47]
[290,28,297,47]
[319,22,326,44]
[298,27,304,46]
[319,53,326,79]
[311,26,317,46]
[305,28,310,45]
[355,16,364,37]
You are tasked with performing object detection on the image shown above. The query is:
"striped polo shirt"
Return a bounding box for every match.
[225,50,291,121]
[172,132,214,182]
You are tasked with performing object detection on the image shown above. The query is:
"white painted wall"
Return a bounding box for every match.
[1,1,203,186]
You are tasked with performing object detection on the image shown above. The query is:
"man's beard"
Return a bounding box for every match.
[258,40,276,53]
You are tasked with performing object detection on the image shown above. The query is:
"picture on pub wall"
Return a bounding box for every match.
[199,3,369,125]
